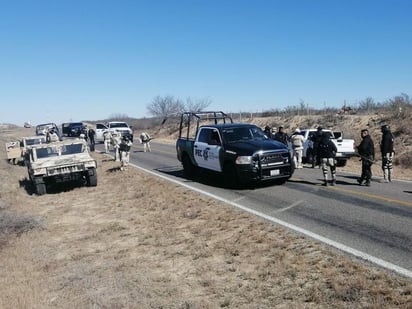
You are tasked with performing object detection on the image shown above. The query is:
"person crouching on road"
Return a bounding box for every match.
[140,132,151,152]
[380,124,394,183]
[356,129,375,186]
[103,131,111,153]
[291,128,305,169]
[119,136,133,170]
[111,132,122,162]
[317,131,338,186]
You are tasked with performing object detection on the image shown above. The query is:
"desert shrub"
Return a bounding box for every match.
[394,152,412,169]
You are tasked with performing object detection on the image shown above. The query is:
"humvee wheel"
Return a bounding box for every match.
[87,168,98,186]
[36,183,46,195]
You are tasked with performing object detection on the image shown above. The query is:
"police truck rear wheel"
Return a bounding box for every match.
[182,155,195,179]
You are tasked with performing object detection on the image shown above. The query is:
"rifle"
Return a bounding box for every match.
[353,153,377,164]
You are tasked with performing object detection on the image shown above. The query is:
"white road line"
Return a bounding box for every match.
[232,196,246,203]
[126,161,412,279]
[274,200,305,213]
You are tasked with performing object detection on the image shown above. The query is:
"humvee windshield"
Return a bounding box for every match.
[25,137,46,146]
[35,143,85,158]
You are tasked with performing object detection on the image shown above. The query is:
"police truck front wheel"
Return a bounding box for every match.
[223,163,239,189]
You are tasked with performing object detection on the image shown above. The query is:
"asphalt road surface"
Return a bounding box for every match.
[96,141,412,277]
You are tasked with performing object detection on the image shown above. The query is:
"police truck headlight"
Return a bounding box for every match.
[236,156,252,165]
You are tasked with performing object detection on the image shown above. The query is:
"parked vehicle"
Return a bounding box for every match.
[300,128,356,167]
[95,121,133,142]
[35,123,62,140]
[95,123,109,143]
[26,139,97,195]
[62,122,86,137]
[5,135,47,165]
[176,111,294,188]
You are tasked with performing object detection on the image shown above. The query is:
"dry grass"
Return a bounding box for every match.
[0,126,411,309]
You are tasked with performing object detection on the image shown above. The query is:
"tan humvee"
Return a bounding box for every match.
[26,139,97,195]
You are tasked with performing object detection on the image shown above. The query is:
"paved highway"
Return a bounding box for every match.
[96,141,412,277]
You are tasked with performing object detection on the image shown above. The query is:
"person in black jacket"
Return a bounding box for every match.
[310,126,323,168]
[273,126,289,145]
[263,126,272,139]
[317,131,338,186]
[380,125,394,182]
[356,129,375,186]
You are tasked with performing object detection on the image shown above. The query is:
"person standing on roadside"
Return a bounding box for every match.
[380,124,394,183]
[111,131,122,162]
[310,126,323,168]
[317,131,337,186]
[356,129,375,186]
[273,125,289,145]
[119,136,133,170]
[103,131,111,153]
[88,127,96,146]
[291,128,304,168]
[140,132,152,152]
[263,126,273,139]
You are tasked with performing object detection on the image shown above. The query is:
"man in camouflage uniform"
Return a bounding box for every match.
[119,136,133,170]
[46,129,59,143]
[103,131,111,153]
[140,132,152,152]
[111,131,122,162]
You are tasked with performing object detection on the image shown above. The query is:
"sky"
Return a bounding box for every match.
[1,0,411,126]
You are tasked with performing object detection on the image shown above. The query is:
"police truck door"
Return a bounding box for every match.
[194,128,222,172]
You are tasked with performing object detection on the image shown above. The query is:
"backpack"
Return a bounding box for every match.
[291,134,302,147]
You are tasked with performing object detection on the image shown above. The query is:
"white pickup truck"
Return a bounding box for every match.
[95,121,134,143]
[299,129,356,167]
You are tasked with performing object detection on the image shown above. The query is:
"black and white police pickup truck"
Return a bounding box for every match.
[176,111,294,187]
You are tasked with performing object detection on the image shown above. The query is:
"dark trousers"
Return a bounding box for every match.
[361,159,372,181]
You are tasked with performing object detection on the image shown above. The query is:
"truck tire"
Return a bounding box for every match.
[336,159,347,167]
[182,154,195,179]
[36,182,46,195]
[223,163,239,189]
[306,148,314,164]
[86,168,98,186]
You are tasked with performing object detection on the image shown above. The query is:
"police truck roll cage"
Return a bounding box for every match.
[178,111,233,140]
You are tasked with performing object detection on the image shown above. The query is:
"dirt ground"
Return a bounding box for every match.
[0,127,411,309]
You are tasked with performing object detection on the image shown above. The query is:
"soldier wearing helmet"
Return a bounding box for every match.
[380,124,394,182]
[110,131,122,162]
[119,135,133,170]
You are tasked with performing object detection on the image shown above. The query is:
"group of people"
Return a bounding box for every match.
[264,124,395,187]
[79,125,96,146]
[356,125,394,186]
[264,125,304,169]
[102,131,152,170]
